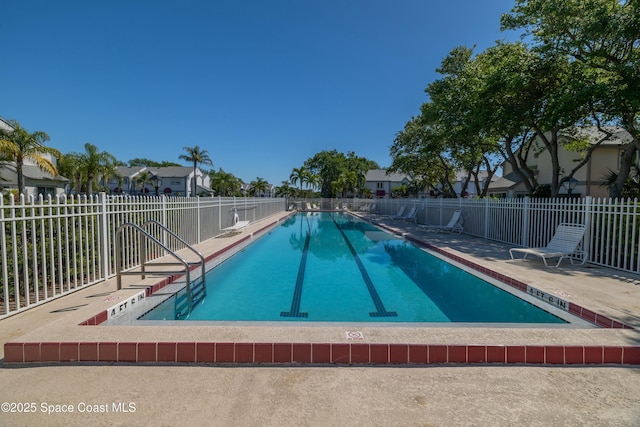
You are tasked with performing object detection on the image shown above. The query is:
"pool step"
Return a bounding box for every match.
[174,279,207,319]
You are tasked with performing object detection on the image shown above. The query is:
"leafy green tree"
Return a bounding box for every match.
[304,150,379,197]
[128,158,181,167]
[502,0,640,198]
[0,120,61,195]
[209,168,242,196]
[179,145,214,197]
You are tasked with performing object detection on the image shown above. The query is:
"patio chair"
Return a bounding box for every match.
[221,213,250,234]
[396,206,418,223]
[420,210,463,234]
[388,206,406,220]
[509,223,587,267]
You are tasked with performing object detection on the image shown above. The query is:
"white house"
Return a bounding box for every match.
[105,166,211,196]
[364,169,411,198]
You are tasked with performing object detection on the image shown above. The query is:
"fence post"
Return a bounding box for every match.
[522,197,530,247]
[218,196,222,232]
[98,192,110,279]
[197,196,201,243]
[583,196,592,263]
[484,197,490,239]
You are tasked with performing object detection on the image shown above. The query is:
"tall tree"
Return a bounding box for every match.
[209,168,242,196]
[134,171,154,194]
[78,143,118,196]
[249,177,268,197]
[502,0,640,198]
[0,120,60,195]
[179,145,214,197]
[289,166,311,197]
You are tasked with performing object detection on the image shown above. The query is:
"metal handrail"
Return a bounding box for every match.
[142,220,207,288]
[115,221,206,315]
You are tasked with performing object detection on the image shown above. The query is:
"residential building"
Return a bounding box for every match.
[488,127,634,198]
[104,166,212,196]
[0,116,69,197]
[364,169,411,198]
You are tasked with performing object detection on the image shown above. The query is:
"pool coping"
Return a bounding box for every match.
[4,210,640,366]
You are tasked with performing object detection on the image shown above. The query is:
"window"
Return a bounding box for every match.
[37,187,55,198]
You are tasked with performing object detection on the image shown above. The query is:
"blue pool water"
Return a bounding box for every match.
[140,212,565,323]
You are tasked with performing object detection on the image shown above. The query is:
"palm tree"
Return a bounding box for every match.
[0,120,61,195]
[57,152,84,195]
[134,171,154,194]
[179,145,214,197]
[290,166,310,198]
[249,177,269,197]
[78,143,118,196]
[332,170,358,198]
[209,168,241,196]
[276,181,296,198]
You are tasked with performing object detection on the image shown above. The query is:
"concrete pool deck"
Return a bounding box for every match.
[1,210,640,425]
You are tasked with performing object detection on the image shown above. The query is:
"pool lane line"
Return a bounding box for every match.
[280,232,310,318]
[331,214,397,318]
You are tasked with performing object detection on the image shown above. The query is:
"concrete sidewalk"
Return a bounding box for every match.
[1,211,640,426]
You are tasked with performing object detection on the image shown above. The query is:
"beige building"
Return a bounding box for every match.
[489,127,634,198]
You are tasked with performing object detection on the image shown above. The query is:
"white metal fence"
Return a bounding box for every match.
[0,193,286,319]
[2,194,637,319]
[342,196,640,274]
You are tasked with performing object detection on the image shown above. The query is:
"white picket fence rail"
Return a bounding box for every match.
[0,193,286,319]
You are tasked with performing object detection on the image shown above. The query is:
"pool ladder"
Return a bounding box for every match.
[115,221,206,316]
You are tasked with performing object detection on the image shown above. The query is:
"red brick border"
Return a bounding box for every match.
[4,341,640,365]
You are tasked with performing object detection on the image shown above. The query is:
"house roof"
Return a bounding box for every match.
[115,166,197,178]
[570,126,634,146]
[365,169,410,182]
[487,171,520,190]
[115,166,147,176]
[152,167,196,178]
[0,165,69,184]
[0,116,14,132]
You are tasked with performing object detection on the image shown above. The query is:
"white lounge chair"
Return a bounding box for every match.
[388,206,406,220]
[421,210,463,234]
[222,220,250,232]
[396,206,418,223]
[509,223,587,267]
[221,213,250,234]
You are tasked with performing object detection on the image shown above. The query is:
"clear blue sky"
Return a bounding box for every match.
[2,0,517,185]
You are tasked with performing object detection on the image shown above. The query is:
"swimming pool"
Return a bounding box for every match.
[139,212,568,324]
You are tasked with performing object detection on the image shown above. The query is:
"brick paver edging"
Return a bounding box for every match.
[4,341,640,365]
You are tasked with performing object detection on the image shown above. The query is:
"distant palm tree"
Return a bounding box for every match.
[179,145,214,197]
[0,120,61,195]
[209,168,241,196]
[290,166,312,198]
[78,143,118,196]
[57,152,84,195]
[276,181,296,198]
[134,171,154,194]
[249,177,268,197]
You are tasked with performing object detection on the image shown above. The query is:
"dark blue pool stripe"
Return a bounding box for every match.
[280,232,310,318]
[331,215,397,318]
